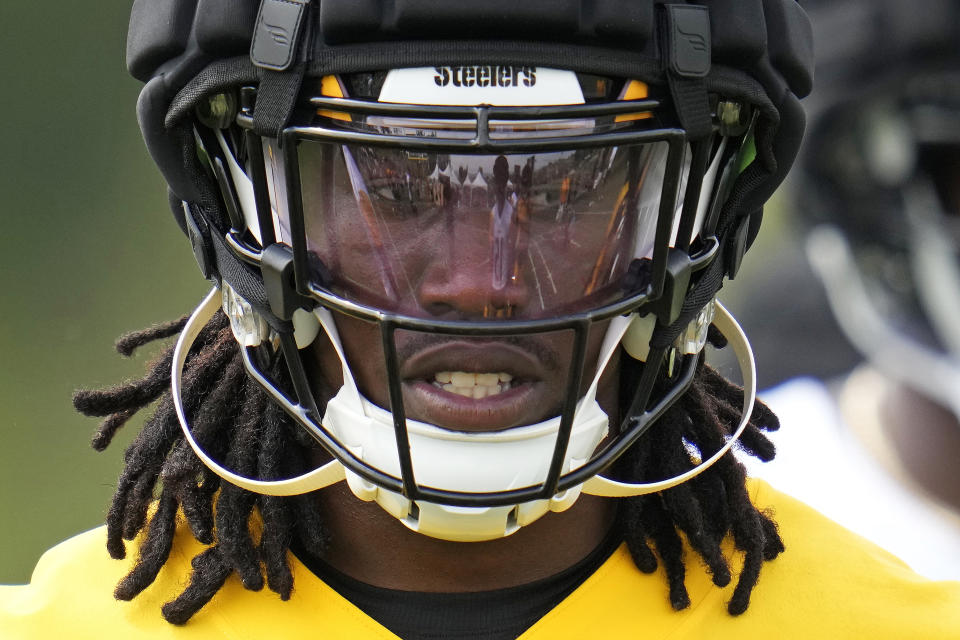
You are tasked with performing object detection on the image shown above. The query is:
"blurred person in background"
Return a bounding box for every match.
[742,0,960,581]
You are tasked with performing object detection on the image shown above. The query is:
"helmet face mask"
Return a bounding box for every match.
[128,0,813,542]
[179,70,744,532]
[220,72,722,327]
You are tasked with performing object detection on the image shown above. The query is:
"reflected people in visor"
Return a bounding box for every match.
[296,142,671,320]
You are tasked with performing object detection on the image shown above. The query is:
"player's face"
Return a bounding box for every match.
[298,145,661,430]
[308,207,619,431]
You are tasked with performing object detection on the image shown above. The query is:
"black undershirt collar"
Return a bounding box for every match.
[292,526,622,640]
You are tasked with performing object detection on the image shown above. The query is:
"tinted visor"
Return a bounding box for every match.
[285,140,675,320]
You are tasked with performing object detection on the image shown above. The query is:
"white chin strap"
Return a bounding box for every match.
[173,289,756,541]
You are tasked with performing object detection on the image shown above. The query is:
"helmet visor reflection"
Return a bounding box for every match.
[294,141,674,320]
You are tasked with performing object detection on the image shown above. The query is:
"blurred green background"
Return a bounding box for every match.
[0,3,206,582]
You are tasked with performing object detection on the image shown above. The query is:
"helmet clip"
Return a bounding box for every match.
[182,201,216,282]
[261,243,306,321]
[677,298,716,355]
[649,247,697,327]
[251,0,312,71]
[260,244,321,349]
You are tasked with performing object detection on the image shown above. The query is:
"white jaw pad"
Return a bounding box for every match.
[173,288,346,496]
[581,301,757,497]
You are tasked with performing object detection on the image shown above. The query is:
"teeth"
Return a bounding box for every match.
[433,371,515,399]
[476,373,500,386]
[450,372,475,387]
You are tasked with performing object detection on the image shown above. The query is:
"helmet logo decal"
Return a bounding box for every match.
[379,67,583,106]
[666,5,712,78]
[265,22,292,48]
[434,65,536,89]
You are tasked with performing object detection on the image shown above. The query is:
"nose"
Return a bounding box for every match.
[417,213,531,319]
[418,264,531,319]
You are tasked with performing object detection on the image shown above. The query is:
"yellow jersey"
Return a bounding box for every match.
[2,480,959,639]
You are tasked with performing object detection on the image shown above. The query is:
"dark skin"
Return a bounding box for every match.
[306,301,622,592]
[314,480,617,592]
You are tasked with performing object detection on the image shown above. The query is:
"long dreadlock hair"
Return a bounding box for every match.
[73,308,782,625]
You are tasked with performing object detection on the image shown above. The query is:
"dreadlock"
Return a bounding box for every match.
[74,311,781,624]
[615,325,783,615]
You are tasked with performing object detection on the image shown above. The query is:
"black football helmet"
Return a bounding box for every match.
[127,0,812,541]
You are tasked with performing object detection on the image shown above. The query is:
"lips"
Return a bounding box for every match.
[399,340,558,432]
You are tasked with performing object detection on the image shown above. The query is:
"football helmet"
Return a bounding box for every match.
[799,0,960,419]
[128,0,812,541]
